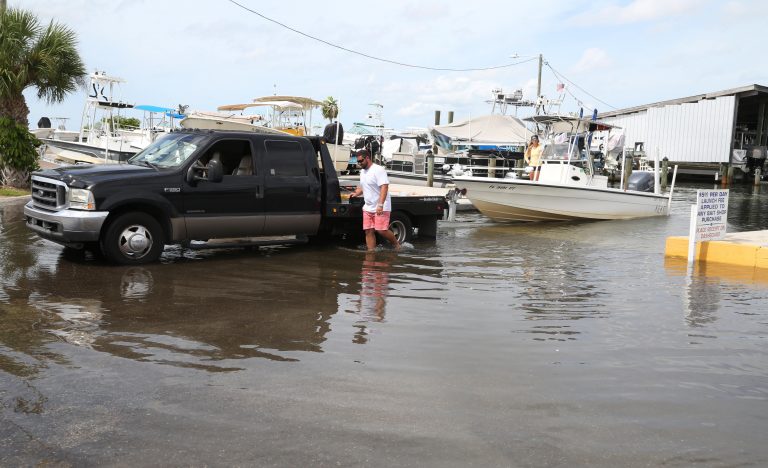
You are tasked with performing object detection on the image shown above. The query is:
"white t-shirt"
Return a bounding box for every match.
[359,163,392,212]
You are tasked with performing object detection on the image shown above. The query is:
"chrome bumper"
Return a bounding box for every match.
[23,201,109,246]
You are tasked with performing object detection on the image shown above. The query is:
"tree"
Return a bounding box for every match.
[321,96,339,122]
[0,7,86,187]
[0,118,40,187]
[110,116,141,130]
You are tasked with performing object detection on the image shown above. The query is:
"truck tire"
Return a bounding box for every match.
[101,212,164,265]
[388,211,413,244]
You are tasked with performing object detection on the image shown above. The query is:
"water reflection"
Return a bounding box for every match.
[665,257,768,340]
[0,199,446,376]
[351,251,394,344]
[441,224,609,342]
[29,252,351,371]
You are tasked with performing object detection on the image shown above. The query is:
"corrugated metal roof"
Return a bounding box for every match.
[598,84,768,119]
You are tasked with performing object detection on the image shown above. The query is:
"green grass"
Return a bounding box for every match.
[0,186,29,197]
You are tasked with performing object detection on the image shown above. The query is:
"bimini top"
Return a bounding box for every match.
[135,104,185,119]
[217,101,304,112]
[253,95,323,109]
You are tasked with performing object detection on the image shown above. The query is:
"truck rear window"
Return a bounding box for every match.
[264,140,307,176]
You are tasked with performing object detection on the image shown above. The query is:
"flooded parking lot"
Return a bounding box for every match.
[1,185,768,466]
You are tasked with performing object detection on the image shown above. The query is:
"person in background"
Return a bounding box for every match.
[349,149,400,251]
[323,119,344,145]
[524,135,543,181]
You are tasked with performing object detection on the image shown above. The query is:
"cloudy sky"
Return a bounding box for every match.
[20,0,768,132]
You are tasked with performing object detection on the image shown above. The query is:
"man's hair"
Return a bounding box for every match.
[357,149,371,159]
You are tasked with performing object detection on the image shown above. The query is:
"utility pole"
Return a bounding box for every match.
[536,54,543,115]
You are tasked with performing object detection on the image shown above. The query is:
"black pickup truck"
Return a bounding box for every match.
[24,130,445,264]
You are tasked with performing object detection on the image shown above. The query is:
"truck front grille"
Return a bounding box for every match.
[31,176,67,210]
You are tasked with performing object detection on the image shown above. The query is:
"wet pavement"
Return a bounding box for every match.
[1,184,768,467]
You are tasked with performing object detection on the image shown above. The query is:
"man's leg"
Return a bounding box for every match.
[376,229,400,250]
[363,212,377,251]
[365,229,377,251]
[374,211,400,250]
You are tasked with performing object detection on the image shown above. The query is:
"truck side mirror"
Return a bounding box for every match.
[207,158,223,183]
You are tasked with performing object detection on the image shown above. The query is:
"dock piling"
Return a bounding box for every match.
[661,157,669,190]
[622,153,633,190]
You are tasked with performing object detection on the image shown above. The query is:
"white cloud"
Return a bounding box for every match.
[18,0,767,131]
[568,0,698,25]
[572,48,612,73]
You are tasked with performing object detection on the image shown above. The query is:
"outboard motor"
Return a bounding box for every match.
[627,171,655,192]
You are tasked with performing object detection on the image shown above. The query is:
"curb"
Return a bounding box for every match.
[665,231,768,270]
[0,195,30,206]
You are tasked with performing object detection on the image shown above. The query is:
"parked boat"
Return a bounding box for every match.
[124,104,186,150]
[453,116,677,222]
[384,114,532,186]
[180,109,286,134]
[41,72,140,162]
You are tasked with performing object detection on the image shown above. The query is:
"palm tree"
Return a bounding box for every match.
[0,7,86,127]
[0,7,85,187]
[321,96,339,123]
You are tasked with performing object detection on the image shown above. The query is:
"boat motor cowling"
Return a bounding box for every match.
[627,171,655,192]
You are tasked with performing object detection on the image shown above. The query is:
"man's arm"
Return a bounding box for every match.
[376,184,389,214]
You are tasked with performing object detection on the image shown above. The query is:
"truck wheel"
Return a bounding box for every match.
[101,212,164,265]
[388,211,413,244]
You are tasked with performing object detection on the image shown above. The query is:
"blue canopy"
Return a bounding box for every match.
[135,104,175,113]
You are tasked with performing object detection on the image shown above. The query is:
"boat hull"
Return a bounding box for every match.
[385,171,455,188]
[42,138,138,162]
[453,176,670,222]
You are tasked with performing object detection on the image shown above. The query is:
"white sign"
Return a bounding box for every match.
[695,189,729,241]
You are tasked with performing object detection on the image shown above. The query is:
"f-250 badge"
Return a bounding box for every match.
[163,187,181,193]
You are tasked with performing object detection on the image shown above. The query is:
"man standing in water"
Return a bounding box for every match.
[349,149,401,251]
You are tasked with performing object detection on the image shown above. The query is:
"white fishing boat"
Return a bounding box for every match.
[180,110,286,134]
[207,97,352,173]
[384,113,533,186]
[454,165,673,221]
[453,116,677,222]
[41,72,141,162]
[123,104,186,150]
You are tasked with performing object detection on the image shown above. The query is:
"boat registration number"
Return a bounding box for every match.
[488,185,517,191]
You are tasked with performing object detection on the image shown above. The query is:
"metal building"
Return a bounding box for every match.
[598,84,768,173]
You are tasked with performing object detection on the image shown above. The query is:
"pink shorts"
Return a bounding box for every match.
[363,210,391,231]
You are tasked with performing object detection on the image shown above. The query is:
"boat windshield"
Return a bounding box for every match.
[128,133,207,169]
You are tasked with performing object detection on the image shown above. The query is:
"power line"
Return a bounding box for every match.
[226,0,538,72]
[545,62,616,110]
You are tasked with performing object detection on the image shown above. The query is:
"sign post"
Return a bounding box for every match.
[687,189,729,266]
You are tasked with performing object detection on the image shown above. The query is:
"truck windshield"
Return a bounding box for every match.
[128,133,208,169]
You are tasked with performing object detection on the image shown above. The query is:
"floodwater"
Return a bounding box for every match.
[1,184,767,467]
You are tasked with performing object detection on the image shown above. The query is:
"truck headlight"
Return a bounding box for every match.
[68,188,95,210]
